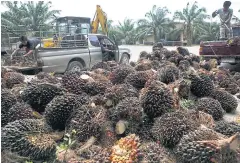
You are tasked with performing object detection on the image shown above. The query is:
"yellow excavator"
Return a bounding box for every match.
[43,5,108,48]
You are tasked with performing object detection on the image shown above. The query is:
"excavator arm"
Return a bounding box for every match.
[91,5,108,35]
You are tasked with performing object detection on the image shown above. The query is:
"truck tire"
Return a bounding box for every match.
[120,53,130,64]
[67,61,83,72]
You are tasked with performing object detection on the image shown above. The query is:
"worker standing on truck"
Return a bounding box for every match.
[11,36,41,58]
[212,1,233,40]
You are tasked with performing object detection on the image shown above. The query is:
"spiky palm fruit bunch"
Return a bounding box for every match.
[91,62,111,71]
[196,97,225,121]
[125,71,152,89]
[2,119,57,160]
[168,54,184,66]
[61,71,91,94]
[82,80,110,96]
[20,83,63,113]
[135,114,155,142]
[109,97,144,123]
[108,65,135,84]
[10,83,27,100]
[157,64,180,84]
[224,83,240,95]
[104,83,138,107]
[214,121,240,137]
[78,145,111,163]
[178,60,191,72]
[174,126,239,163]
[191,61,200,70]
[151,111,198,148]
[1,89,17,126]
[200,61,212,71]
[210,89,238,113]
[66,104,107,142]
[135,59,152,71]
[35,72,60,84]
[139,142,176,163]
[177,46,190,56]
[186,110,215,129]
[233,72,240,81]
[3,71,25,88]
[7,102,41,123]
[140,81,174,118]
[139,51,148,58]
[130,61,137,67]
[190,54,200,63]
[110,134,140,163]
[45,93,89,130]
[90,68,111,79]
[152,42,163,51]
[160,48,173,59]
[152,50,163,60]
[190,73,214,97]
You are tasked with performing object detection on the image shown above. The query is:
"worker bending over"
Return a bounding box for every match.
[11,36,41,58]
[212,1,233,40]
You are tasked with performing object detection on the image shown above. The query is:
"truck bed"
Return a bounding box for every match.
[199,41,240,57]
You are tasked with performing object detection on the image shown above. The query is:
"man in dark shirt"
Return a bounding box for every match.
[11,36,41,58]
[99,38,114,61]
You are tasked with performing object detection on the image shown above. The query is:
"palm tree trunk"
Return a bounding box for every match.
[153,29,157,43]
[187,24,192,46]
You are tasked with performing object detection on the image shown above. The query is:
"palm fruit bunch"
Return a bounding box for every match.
[7,102,41,123]
[109,134,140,163]
[34,72,60,85]
[10,83,27,100]
[45,93,89,130]
[219,77,240,95]
[20,83,63,113]
[151,50,164,61]
[174,126,240,163]
[125,70,154,89]
[61,71,92,94]
[139,142,176,163]
[1,119,57,161]
[190,54,201,63]
[160,48,173,59]
[157,64,180,84]
[139,51,148,58]
[3,71,25,88]
[108,65,135,84]
[135,59,152,71]
[109,97,144,135]
[186,110,215,129]
[196,97,225,120]
[140,81,175,118]
[1,89,17,126]
[152,42,163,51]
[214,121,240,137]
[151,111,198,148]
[210,89,238,113]
[177,46,190,56]
[91,61,111,71]
[190,73,214,97]
[178,59,191,72]
[104,83,138,107]
[66,104,107,142]
[78,145,111,163]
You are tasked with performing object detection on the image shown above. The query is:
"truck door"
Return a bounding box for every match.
[99,36,119,62]
[88,35,103,67]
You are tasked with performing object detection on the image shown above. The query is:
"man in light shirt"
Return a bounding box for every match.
[212,1,233,40]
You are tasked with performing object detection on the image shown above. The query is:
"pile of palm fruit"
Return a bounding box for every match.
[1,43,240,163]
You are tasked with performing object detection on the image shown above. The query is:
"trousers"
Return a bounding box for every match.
[220,24,233,39]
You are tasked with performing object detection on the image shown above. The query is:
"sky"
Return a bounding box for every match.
[1,0,240,25]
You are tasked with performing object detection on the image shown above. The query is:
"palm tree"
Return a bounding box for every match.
[193,22,219,43]
[136,5,172,42]
[174,1,207,46]
[116,18,136,44]
[1,1,61,35]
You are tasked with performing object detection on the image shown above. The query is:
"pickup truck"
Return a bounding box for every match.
[199,25,240,65]
[2,34,132,73]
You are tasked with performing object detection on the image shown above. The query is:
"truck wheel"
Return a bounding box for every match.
[67,61,83,72]
[120,53,130,64]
